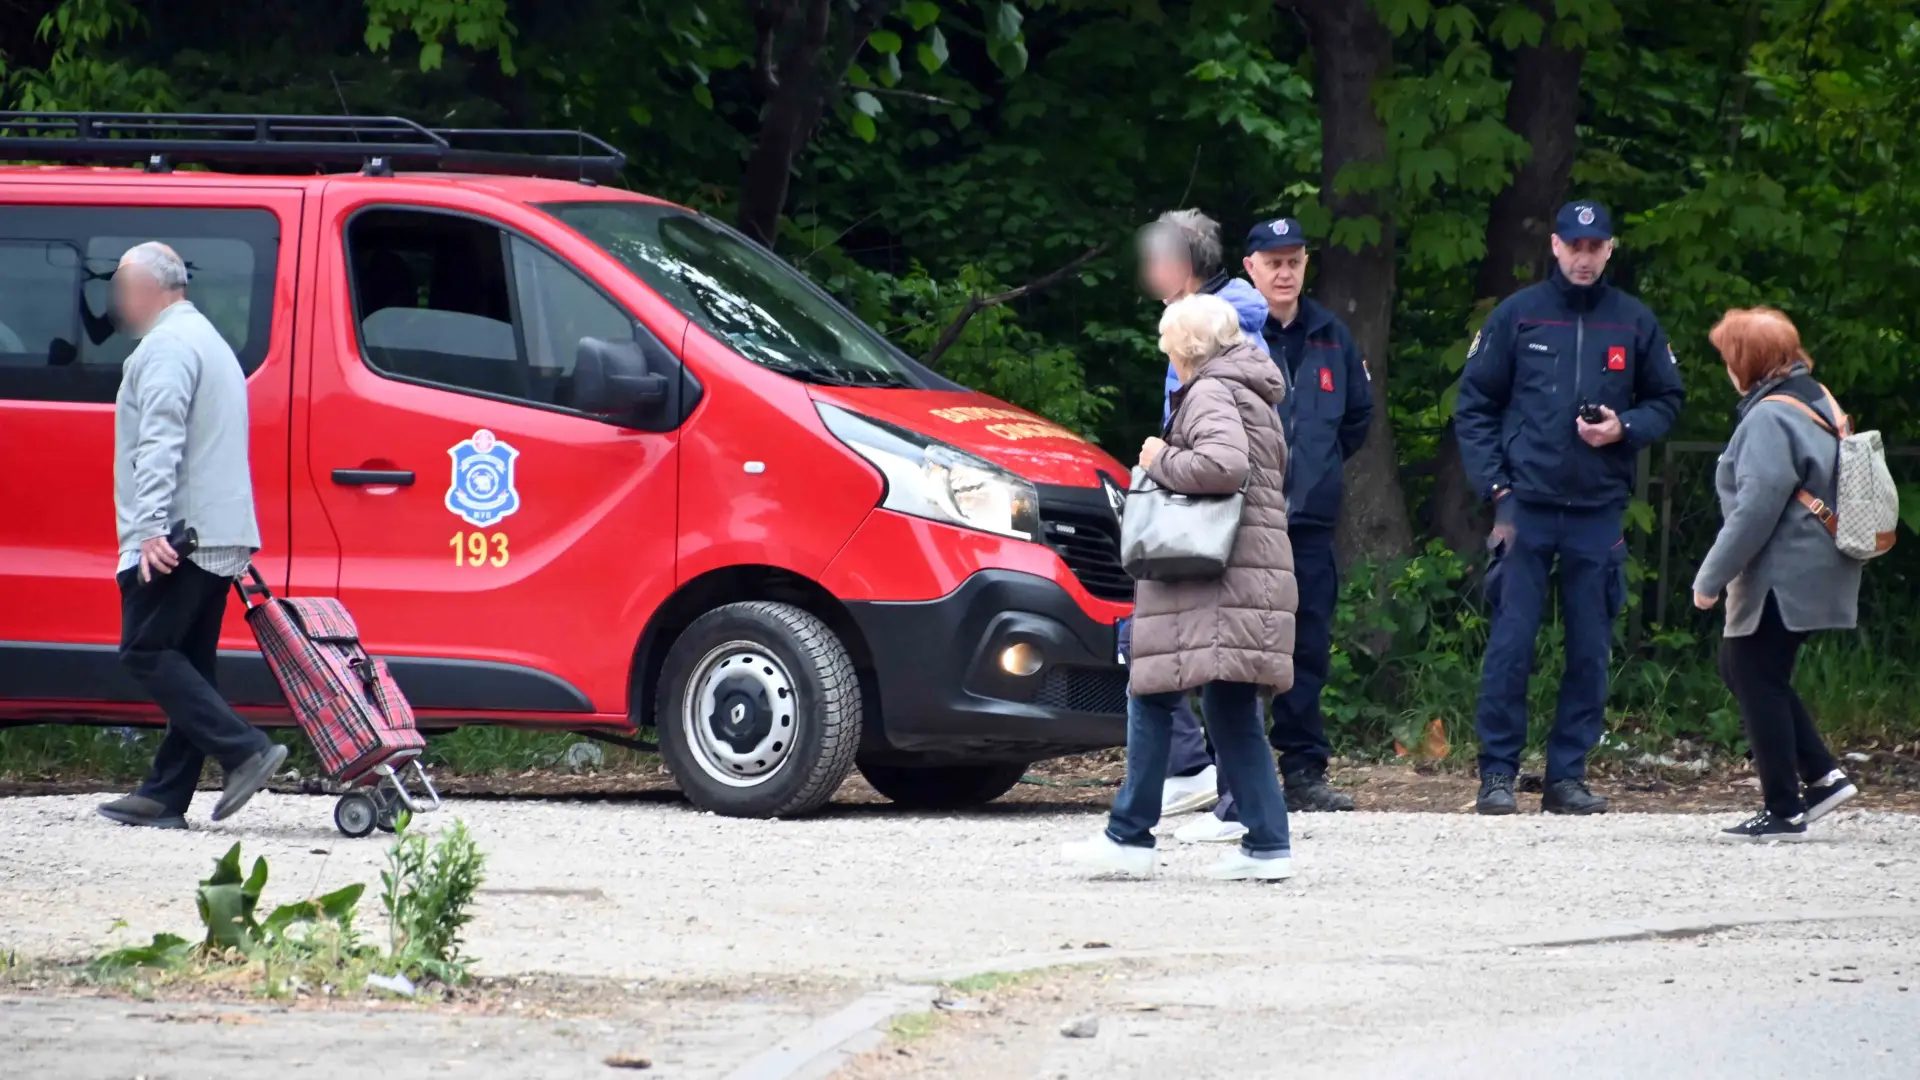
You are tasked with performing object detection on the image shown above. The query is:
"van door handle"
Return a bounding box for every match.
[332,469,415,486]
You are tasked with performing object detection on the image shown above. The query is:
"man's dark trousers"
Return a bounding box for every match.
[1270,524,1337,776]
[1474,501,1625,783]
[119,561,271,815]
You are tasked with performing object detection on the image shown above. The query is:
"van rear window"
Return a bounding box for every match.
[0,206,278,404]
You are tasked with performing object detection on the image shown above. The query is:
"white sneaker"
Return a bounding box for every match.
[1061,834,1156,878]
[1160,765,1219,816]
[1173,816,1248,845]
[1202,851,1294,882]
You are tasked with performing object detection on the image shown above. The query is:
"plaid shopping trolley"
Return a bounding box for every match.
[236,568,442,837]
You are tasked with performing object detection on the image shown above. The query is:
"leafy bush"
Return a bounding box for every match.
[90,824,487,996]
[382,820,485,983]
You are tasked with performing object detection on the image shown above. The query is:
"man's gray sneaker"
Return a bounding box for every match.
[97,794,188,830]
[1476,772,1518,815]
[211,743,288,822]
[1542,777,1609,815]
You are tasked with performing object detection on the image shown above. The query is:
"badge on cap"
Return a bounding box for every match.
[1273,219,1290,236]
[1607,346,1626,371]
[1577,205,1596,226]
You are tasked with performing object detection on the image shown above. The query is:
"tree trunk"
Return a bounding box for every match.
[735,0,887,249]
[1431,0,1586,554]
[1290,0,1415,567]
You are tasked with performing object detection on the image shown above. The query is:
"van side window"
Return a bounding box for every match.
[347,209,638,412]
[0,207,278,404]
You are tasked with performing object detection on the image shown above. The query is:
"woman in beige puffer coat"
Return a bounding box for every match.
[1063,293,1299,883]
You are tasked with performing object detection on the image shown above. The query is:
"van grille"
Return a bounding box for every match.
[1037,494,1132,603]
[1035,666,1131,715]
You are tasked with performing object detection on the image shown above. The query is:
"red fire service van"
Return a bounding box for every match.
[0,114,1134,817]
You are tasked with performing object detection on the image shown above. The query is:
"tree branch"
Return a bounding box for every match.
[847,83,959,107]
[921,243,1109,367]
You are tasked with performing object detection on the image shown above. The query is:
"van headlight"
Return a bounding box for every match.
[817,402,1040,541]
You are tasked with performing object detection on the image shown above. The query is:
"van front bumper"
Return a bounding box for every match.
[845,569,1129,764]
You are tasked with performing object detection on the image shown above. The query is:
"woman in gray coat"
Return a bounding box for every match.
[1694,307,1862,842]
[1062,294,1298,881]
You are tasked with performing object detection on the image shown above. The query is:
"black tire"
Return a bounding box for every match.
[334,792,378,838]
[858,761,1029,811]
[656,601,861,818]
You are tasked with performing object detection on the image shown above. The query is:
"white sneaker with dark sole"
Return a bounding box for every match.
[1061,835,1156,879]
[1160,765,1220,816]
[1803,770,1859,824]
[1202,851,1294,881]
[1173,816,1248,845]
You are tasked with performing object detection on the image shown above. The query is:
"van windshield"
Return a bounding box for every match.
[540,201,916,389]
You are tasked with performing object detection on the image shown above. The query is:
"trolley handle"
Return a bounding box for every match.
[234,564,274,609]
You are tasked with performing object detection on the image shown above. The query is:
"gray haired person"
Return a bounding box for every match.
[97,241,285,830]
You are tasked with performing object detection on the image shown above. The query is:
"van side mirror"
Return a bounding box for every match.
[574,336,669,418]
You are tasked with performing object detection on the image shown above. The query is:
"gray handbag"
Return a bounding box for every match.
[1119,463,1246,582]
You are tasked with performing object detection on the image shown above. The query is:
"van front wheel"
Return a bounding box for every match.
[656,602,861,818]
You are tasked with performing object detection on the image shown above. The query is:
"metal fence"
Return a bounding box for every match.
[1630,442,1920,645]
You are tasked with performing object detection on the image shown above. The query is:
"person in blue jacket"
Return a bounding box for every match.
[1454,200,1685,816]
[1172,218,1374,843]
[1127,209,1274,820]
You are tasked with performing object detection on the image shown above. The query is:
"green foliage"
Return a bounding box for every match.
[88,828,484,995]
[92,842,369,982]
[365,0,518,74]
[381,820,486,983]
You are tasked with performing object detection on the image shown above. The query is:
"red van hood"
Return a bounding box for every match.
[810,388,1126,489]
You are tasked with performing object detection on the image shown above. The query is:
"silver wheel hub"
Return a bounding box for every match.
[683,641,798,787]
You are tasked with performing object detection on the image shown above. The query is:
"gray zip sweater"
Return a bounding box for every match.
[1692,366,1861,637]
[114,301,260,574]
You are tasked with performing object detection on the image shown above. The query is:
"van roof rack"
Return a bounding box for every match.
[0,112,626,183]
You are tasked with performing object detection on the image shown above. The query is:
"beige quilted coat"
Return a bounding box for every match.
[1128,340,1297,695]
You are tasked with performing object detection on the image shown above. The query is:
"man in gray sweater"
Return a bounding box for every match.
[97,241,286,830]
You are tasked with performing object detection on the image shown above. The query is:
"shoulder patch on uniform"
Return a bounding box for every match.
[1468,330,1482,358]
[1361,355,1371,381]
[1668,344,1678,365]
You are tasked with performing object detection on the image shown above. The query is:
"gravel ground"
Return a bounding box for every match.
[3,793,1918,1077]
[2,793,1919,978]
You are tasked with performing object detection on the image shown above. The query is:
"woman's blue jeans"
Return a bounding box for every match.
[1106,681,1291,858]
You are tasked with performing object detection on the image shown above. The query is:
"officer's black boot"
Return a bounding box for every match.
[1542,778,1610,815]
[1476,772,1518,816]
[1283,767,1355,813]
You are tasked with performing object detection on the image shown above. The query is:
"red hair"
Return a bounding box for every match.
[1709,307,1812,392]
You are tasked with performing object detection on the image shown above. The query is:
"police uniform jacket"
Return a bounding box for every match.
[1455,267,1685,509]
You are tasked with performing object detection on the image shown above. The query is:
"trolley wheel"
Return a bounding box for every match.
[334,792,378,838]
[376,796,413,834]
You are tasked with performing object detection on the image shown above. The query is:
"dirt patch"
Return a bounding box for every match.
[1,960,851,1021]
[4,749,1917,813]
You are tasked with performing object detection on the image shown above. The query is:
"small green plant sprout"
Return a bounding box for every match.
[380,820,486,985]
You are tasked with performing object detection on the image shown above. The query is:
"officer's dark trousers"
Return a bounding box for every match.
[119,562,271,816]
[1475,501,1625,783]
[1269,524,1337,775]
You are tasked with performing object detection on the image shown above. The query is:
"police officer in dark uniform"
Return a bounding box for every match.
[1169,218,1373,842]
[1454,201,1685,816]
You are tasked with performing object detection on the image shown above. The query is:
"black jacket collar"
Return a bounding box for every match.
[1549,264,1610,313]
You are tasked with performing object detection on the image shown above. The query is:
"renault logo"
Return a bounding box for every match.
[1101,473,1126,520]
[730,703,747,724]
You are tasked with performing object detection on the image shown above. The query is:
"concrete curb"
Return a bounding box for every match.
[721,984,936,1080]
[724,906,1920,1080]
